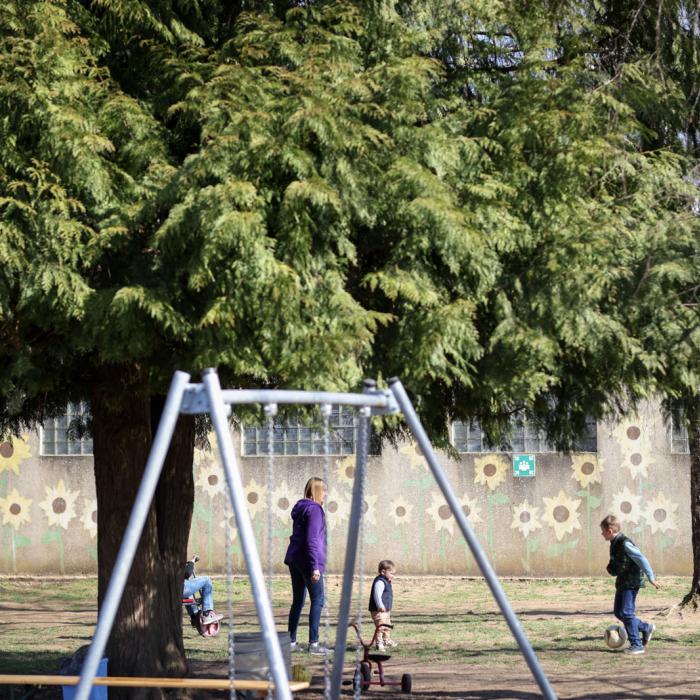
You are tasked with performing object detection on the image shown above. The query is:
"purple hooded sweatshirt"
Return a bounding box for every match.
[284,498,326,575]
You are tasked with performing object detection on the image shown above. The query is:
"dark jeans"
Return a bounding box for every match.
[614,587,651,648]
[287,562,324,644]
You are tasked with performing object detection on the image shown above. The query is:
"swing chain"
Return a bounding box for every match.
[352,405,371,700]
[224,487,236,700]
[264,403,277,700]
[320,403,332,700]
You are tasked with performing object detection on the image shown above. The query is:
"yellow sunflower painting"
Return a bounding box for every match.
[39,479,79,530]
[243,477,267,520]
[361,493,378,527]
[473,455,508,491]
[0,435,31,475]
[398,442,425,471]
[81,498,98,539]
[510,499,542,538]
[570,455,604,489]
[542,490,582,541]
[325,493,351,531]
[193,431,218,468]
[610,486,643,525]
[459,494,483,528]
[426,491,455,535]
[336,455,356,485]
[271,480,295,521]
[195,460,226,499]
[219,514,239,541]
[611,420,654,480]
[643,492,679,535]
[0,488,32,529]
[388,496,413,526]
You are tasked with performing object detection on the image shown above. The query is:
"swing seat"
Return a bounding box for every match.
[368,653,391,663]
[181,597,195,605]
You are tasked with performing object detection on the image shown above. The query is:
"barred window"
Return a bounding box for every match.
[452,416,597,453]
[670,415,690,454]
[41,403,93,456]
[243,407,361,456]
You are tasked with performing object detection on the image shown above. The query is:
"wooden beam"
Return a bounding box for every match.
[0,675,310,691]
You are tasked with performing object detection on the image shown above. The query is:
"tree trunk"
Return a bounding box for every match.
[682,403,700,610]
[91,366,195,697]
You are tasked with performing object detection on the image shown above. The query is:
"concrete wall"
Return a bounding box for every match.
[0,401,691,576]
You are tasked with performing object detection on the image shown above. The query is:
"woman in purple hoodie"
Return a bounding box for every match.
[284,476,329,655]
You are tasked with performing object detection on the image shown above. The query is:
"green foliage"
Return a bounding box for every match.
[0,0,698,455]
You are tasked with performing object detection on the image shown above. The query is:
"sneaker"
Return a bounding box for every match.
[376,642,386,652]
[308,642,332,656]
[642,623,656,647]
[384,640,398,648]
[201,610,223,625]
[624,646,645,655]
[290,641,305,653]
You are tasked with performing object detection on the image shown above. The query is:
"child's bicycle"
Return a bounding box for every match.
[182,555,224,638]
[344,622,412,695]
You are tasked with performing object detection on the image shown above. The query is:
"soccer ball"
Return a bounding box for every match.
[604,624,628,649]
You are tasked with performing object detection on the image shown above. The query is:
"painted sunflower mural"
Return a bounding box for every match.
[361,493,378,527]
[81,498,98,539]
[612,420,654,480]
[570,455,604,489]
[610,486,643,526]
[271,480,294,521]
[325,492,351,531]
[458,494,483,527]
[336,455,356,485]
[643,492,678,535]
[542,490,582,541]
[398,442,425,471]
[195,460,226,499]
[243,477,267,520]
[473,455,508,491]
[0,488,32,529]
[426,491,455,535]
[511,499,542,539]
[0,435,31,475]
[388,496,413,526]
[39,479,79,530]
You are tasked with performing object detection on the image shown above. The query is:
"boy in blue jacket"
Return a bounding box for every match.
[601,515,661,655]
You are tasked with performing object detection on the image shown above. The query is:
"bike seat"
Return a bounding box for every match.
[368,653,391,663]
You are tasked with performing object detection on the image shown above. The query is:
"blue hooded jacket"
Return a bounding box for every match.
[284,498,326,574]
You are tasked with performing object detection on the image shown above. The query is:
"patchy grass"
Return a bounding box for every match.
[1,575,699,697]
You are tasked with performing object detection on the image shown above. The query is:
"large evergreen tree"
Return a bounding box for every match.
[1,0,697,687]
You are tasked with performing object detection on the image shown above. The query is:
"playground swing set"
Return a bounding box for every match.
[0,368,559,700]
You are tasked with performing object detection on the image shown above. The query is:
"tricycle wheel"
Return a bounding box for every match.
[401,673,412,693]
[360,661,371,689]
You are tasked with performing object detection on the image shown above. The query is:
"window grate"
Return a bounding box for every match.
[41,402,93,456]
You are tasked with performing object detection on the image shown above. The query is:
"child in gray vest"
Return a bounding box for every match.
[368,559,396,652]
[600,515,661,654]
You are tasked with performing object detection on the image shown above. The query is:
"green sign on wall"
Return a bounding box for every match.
[513,454,536,477]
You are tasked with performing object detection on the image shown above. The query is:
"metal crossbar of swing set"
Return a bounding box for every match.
[63,369,557,700]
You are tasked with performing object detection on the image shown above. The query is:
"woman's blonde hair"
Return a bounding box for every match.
[304,477,327,504]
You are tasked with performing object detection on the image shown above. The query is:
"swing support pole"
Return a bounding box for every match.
[329,383,373,699]
[388,378,558,700]
[202,369,292,700]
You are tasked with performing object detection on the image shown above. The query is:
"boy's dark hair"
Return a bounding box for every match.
[600,514,621,532]
[378,559,395,573]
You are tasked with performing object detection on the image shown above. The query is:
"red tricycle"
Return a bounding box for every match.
[345,622,412,694]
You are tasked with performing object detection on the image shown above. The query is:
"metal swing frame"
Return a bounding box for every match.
[72,368,557,700]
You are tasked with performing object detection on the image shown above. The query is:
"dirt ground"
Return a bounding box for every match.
[1,576,699,699]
